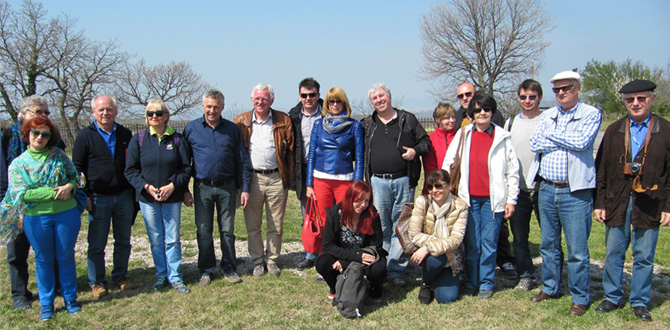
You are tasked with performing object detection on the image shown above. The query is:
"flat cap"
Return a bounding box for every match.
[550,70,581,83]
[619,79,656,93]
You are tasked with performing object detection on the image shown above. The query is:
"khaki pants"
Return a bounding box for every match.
[244,172,288,265]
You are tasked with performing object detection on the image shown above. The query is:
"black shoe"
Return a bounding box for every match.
[632,306,652,321]
[595,300,622,313]
[297,258,314,270]
[13,297,31,310]
[418,283,434,304]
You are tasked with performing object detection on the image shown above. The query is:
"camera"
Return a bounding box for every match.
[624,162,642,175]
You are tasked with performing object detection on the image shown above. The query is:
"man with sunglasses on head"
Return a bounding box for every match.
[504,79,543,291]
[527,71,602,316]
[1,96,65,309]
[455,82,516,280]
[593,80,670,322]
[288,78,324,270]
[73,95,135,298]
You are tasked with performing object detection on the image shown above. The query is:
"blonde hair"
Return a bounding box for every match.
[433,102,456,121]
[322,87,352,117]
[145,99,169,126]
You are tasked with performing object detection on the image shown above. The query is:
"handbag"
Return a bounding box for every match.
[449,130,466,195]
[395,196,429,255]
[301,197,323,254]
[74,189,88,215]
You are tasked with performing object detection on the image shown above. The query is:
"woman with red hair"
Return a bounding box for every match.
[315,180,387,302]
[0,116,83,321]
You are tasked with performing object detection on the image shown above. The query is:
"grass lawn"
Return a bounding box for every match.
[1,179,670,329]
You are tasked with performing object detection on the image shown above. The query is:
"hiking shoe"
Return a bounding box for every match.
[267,263,281,276]
[253,264,266,277]
[226,272,243,284]
[198,274,211,287]
[40,305,54,321]
[515,278,535,291]
[418,283,434,304]
[500,262,518,280]
[13,297,31,310]
[172,281,190,294]
[152,276,169,292]
[328,292,335,300]
[65,300,81,314]
[389,277,406,287]
[478,289,493,299]
[91,283,107,298]
[369,295,383,303]
[115,277,133,290]
[297,258,314,270]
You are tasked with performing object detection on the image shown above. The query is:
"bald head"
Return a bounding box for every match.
[456,83,476,108]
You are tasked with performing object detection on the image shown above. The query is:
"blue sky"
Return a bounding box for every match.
[12,0,670,117]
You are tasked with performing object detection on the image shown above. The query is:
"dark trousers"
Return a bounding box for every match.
[496,219,515,267]
[509,190,540,278]
[315,253,387,299]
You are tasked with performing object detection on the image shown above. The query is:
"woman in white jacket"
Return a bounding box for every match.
[442,92,519,299]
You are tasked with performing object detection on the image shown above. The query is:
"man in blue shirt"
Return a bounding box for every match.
[528,71,601,316]
[183,89,251,286]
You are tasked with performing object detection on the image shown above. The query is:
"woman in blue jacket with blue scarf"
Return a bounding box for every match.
[306,87,364,228]
[125,99,192,294]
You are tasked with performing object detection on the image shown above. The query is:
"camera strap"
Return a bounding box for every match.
[623,116,658,192]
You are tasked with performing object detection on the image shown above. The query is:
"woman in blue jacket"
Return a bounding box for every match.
[125,100,192,294]
[306,87,364,230]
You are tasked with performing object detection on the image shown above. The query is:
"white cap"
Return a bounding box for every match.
[550,71,581,83]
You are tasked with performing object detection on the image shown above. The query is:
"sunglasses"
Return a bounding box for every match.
[457,91,473,100]
[552,84,574,94]
[30,129,52,139]
[518,95,538,101]
[426,183,445,191]
[473,107,492,113]
[27,109,51,116]
[624,96,649,104]
[328,99,343,104]
[146,111,165,117]
[300,92,317,99]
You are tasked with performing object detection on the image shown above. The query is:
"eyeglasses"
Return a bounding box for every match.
[328,99,343,105]
[426,183,445,191]
[26,109,51,116]
[473,107,492,113]
[552,85,574,94]
[146,111,165,117]
[518,95,538,101]
[300,92,317,99]
[457,92,473,100]
[624,96,649,104]
[30,129,52,139]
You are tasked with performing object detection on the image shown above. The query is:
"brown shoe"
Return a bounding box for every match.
[91,283,107,298]
[267,262,281,276]
[569,303,587,316]
[531,291,557,303]
[115,277,133,291]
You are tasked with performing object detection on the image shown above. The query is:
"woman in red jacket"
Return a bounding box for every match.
[421,103,457,195]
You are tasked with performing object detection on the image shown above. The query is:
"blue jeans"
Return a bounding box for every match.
[87,189,135,286]
[508,190,539,279]
[538,182,592,305]
[370,176,414,278]
[193,180,237,275]
[465,197,502,291]
[23,207,80,307]
[421,255,460,303]
[140,202,183,283]
[603,195,659,308]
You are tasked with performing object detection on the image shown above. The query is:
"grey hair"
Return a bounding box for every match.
[251,83,275,101]
[368,83,392,101]
[90,96,118,110]
[202,89,225,103]
[19,95,49,114]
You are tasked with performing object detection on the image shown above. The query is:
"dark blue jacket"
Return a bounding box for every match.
[124,129,192,204]
[305,118,364,186]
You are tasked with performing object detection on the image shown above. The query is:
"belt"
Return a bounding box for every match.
[373,171,406,180]
[254,168,279,174]
[543,179,569,188]
[197,177,234,186]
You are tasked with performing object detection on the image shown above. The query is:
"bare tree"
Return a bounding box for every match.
[115,59,210,118]
[421,0,552,102]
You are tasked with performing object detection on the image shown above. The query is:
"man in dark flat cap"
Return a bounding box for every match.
[593,79,670,322]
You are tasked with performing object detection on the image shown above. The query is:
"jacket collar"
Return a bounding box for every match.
[617,113,662,134]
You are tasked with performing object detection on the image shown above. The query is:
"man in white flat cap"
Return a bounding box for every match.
[526,70,602,316]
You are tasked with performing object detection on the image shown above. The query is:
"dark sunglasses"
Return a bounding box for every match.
[456,91,473,100]
[426,183,445,191]
[552,84,574,94]
[146,111,165,117]
[27,109,51,116]
[473,107,492,113]
[30,129,52,139]
[300,92,317,98]
[518,95,538,101]
[328,99,343,104]
[624,96,649,104]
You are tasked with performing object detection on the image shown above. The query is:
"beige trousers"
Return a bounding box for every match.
[244,171,288,265]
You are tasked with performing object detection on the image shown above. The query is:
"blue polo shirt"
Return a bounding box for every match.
[94,121,117,157]
[630,114,651,158]
[183,116,251,192]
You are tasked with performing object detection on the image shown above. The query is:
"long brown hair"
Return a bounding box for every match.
[339,181,375,235]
